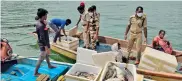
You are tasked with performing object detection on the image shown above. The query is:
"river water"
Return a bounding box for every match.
[1,1,182,63]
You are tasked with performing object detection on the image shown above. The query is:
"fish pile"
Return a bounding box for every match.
[103,62,134,81]
[64,38,72,41]
[71,71,96,80]
[63,37,72,41]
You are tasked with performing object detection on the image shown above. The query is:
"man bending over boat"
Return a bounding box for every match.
[124,6,147,65]
[76,5,90,48]
[76,1,88,28]
[34,8,56,76]
[49,18,71,44]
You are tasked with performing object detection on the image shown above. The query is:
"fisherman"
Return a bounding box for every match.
[34,8,56,76]
[152,30,173,54]
[0,38,13,62]
[49,18,71,44]
[111,42,128,63]
[124,6,147,64]
[33,8,48,34]
[88,6,99,50]
[33,9,54,34]
[76,6,90,48]
[92,5,100,46]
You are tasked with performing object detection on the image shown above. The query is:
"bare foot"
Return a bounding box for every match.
[135,60,140,65]
[48,65,56,69]
[34,72,41,77]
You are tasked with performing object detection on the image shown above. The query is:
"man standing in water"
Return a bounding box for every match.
[34,8,56,76]
[124,6,147,64]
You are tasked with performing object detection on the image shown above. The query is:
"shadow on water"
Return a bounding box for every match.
[29,44,76,64]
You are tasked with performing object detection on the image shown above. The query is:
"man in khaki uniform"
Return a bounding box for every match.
[89,5,100,50]
[92,5,100,47]
[124,6,147,64]
[76,6,90,48]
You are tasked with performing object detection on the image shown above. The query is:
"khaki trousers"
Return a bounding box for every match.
[82,26,90,48]
[90,30,96,49]
[127,32,142,61]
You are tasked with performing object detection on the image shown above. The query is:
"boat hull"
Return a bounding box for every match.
[1,56,73,81]
[32,32,182,62]
[50,42,77,60]
[31,32,182,81]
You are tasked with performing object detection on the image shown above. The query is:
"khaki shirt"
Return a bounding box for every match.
[94,12,100,28]
[87,14,97,31]
[81,11,89,26]
[88,14,95,31]
[89,12,100,27]
[128,14,147,34]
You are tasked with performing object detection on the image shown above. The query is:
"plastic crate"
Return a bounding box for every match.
[65,63,102,81]
[57,36,79,50]
[99,61,137,81]
[138,47,178,73]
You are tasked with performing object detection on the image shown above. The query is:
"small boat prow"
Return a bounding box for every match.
[1,56,73,81]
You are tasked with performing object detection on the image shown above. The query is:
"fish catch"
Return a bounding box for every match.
[71,71,96,80]
[103,62,134,81]
[65,39,72,41]
[62,36,72,41]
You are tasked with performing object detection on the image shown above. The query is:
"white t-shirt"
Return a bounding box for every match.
[111,43,124,62]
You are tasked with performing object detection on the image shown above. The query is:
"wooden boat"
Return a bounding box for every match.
[2,56,182,81]
[32,26,182,62]
[32,27,182,81]
[32,27,78,60]
[1,56,73,81]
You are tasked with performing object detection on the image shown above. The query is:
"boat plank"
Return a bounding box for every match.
[137,69,182,80]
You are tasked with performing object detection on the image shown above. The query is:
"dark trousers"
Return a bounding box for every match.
[49,22,61,43]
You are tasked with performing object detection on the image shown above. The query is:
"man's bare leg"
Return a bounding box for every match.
[45,55,56,69]
[34,52,46,76]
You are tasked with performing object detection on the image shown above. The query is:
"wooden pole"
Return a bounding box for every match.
[137,69,182,80]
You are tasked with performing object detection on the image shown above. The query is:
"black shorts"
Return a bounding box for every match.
[38,43,45,51]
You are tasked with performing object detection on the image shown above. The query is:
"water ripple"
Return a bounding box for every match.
[1,1,182,58]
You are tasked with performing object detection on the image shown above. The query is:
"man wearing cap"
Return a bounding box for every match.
[92,5,100,47]
[124,6,147,64]
[80,1,85,9]
[76,1,87,27]
[76,5,90,48]
[88,6,100,50]
[87,7,96,50]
